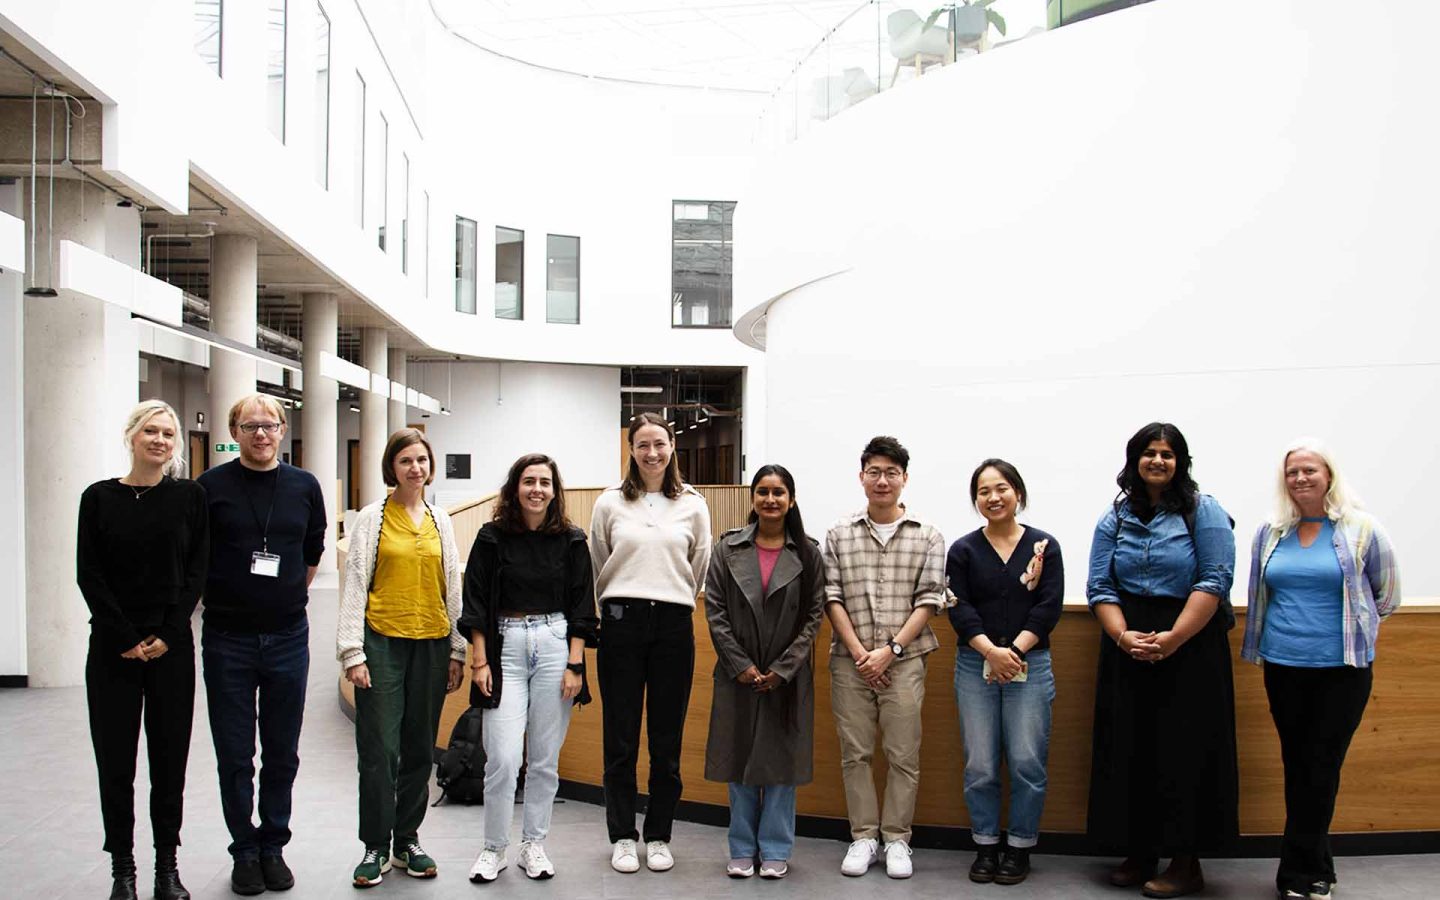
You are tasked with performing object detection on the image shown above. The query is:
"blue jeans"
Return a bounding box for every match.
[953,647,1054,848]
[202,619,310,860]
[727,783,796,861]
[482,614,574,850]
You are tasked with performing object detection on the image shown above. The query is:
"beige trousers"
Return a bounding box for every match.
[829,652,927,843]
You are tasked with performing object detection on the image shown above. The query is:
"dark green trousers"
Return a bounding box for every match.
[354,627,451,848]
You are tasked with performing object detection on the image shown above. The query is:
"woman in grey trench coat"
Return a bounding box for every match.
[704,464,826,880]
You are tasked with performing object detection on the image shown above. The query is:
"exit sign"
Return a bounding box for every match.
[215,442,240,452]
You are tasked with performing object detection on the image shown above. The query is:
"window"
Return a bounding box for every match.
[401,154,409,273]
[195,0,222,75]
[495,227,524,319]
[455,216,477,314]
[266,0,287,142]
[546,234,580,324]
[353,72,365,227]
[377,113,388,251]
[313,3,329,187]
[672,200,735,327]
[423,191,431,296]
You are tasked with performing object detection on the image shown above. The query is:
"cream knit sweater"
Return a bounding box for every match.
[336,496,467,668]
[589,484,711,608]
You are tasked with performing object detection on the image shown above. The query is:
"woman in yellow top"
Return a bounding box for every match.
[337,429,466,888]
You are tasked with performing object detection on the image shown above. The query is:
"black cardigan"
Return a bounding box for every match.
[946,525,1065,652]
[458,522,598,708]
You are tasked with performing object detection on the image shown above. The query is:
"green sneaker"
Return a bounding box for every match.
[394,841,438,879]
[352,847,391,889]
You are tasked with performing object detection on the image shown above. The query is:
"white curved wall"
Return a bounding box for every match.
[738,0,1440,600]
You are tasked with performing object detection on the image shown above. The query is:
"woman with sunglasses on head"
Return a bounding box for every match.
[704,464,825,880]
[78,399,208,900]
[338,429,466,888]
[591,412,712,875]
[1243,439,1399,900]
[461,453,597,883]
[946,459,1063,887]
[1085,422,1238,899]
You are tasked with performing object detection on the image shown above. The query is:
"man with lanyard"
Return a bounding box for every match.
[197,394,327,895]
[822,435,947,880]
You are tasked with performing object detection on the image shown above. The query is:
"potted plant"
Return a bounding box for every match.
[926,0,1008,50]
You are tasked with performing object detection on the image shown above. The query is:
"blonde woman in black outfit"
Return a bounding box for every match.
[77,400,208,900]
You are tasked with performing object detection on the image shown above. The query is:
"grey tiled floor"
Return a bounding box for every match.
[1,572,1432,898]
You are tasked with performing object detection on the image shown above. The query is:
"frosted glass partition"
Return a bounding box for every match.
[755,0,1054,148]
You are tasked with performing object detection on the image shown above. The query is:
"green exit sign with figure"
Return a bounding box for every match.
[214,442,240,452]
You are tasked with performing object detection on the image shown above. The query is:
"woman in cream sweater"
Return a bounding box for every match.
[590,412,712,874]
[337,429,466,888]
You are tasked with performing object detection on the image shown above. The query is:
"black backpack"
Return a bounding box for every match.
[433,707,486,805]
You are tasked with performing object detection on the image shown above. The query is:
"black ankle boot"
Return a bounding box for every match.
[995,846,1031,885]
[109,852,138,900]
[969,845,1000,883]
[154,847,191,900]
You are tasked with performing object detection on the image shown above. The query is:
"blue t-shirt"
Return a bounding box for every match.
[1259,519,1347,667]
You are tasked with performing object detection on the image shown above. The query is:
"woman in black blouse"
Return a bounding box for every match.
[945,459,1063,887]
[460,454,598,883]
[77,400,208,900]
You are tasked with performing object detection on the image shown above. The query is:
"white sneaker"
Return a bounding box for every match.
[518,842,554,880]
[726,857,755,878]
[610,839,640,874]
[840,838,879,876]
[468,848,506,883]
[885,840,913,879]
[646,840,674,872]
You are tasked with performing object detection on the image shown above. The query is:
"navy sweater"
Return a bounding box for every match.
[197,460,327,633]
[946,525,1064,651]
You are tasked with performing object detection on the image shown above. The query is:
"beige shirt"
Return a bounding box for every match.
[589,484,712,607]
[823,507,947,656]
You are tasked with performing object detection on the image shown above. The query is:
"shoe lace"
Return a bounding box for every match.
[401,842,426,858]
[361,849,384,865]
[525,843,550,862]
[617,839,637,856]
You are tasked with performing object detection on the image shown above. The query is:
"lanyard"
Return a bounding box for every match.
[241,466,279,554]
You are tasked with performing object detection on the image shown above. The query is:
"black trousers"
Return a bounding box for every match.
[1086,595,1239,857]
[1264,661,1372,893]
[86,633,196,853]
[597,599,695,843]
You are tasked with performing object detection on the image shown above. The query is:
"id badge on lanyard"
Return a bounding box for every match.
[251,551,281,577]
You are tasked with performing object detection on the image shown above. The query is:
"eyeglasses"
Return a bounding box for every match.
[238,422,282,435]
[863,467,905,482]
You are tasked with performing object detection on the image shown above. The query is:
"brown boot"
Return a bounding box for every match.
[1109,856,1158,887]
[1142,856,1204,899]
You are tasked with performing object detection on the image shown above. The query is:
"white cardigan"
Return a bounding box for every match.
[336,496,466,668]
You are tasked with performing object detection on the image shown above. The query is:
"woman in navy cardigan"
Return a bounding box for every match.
[945,458,1063,887]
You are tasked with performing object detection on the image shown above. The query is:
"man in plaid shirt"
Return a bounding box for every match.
[822,436,947,880]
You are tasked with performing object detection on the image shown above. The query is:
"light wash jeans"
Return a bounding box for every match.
[482,613,574,850]
[727,783,796,861]
[953,647,1055,848]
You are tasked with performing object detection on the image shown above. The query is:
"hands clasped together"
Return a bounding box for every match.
[737,665,784,693]
[1117,629,1180,663]
[120,636,169,662]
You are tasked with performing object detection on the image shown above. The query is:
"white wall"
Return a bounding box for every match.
[0,197,25,678]
[737,0,1440,602]
[408,361,620,506]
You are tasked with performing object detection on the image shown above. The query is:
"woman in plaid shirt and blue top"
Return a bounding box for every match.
[1242,438,1400,900]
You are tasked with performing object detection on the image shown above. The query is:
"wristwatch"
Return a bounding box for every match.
[566,661,585,674]
[887,639,904,658]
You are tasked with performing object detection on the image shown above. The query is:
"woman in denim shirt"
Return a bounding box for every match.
[1085,422,1238,899]
[1243,438,1399,900]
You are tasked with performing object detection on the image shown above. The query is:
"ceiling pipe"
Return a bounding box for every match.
[180,292,304,358]
[145,228,215,275]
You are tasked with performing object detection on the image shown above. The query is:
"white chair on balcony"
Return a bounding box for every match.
[887,9,950,86]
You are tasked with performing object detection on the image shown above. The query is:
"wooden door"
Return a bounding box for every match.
[188,431,209,477]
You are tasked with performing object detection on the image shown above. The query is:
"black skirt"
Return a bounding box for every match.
[1086,594,1239,856]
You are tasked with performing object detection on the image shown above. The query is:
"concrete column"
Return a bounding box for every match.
[388,348,408,434]
[207,234,259,467]
[23,177,137,686]
[302,292,339,569]
[358,327,388,506]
